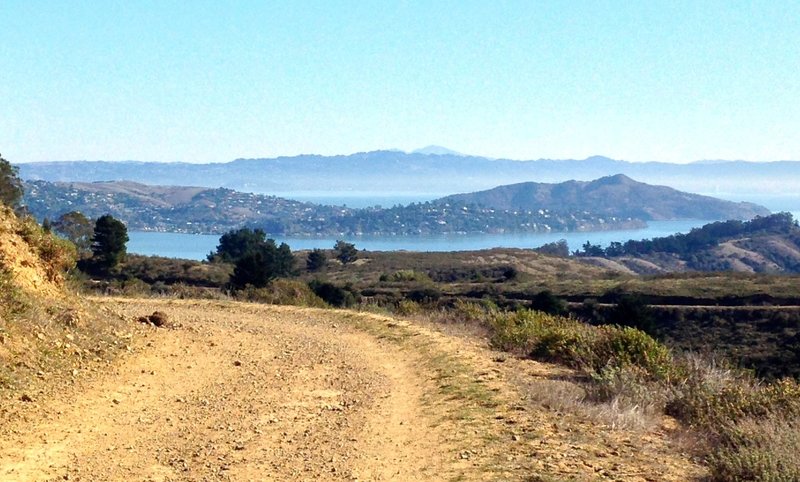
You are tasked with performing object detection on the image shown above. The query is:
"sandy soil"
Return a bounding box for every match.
[0,298,706,481]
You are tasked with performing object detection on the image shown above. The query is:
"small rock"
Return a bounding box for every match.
[139,311,169,327]
[233,360,242,367]
[19,394,34,402]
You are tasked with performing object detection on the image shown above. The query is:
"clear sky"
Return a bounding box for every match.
[2,1,799,163]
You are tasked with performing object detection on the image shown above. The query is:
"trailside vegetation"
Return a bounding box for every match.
[0,153,23,209]
[89,214,129,274]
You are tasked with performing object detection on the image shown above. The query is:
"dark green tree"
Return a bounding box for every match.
[228,238,295,289]
[91,214,128,272]
[0,153,23,208]
[306,248,327,272]
[334,240,358,264]
[209,227,269,263]
[53,211,94,255]
[535,239,569,257]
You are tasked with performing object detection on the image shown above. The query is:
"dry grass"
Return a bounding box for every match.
[709,416,800,481]
[386,300,800,480]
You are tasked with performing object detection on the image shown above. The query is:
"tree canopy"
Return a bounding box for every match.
[334,240,358,264]
[215,228,296,289]
[210,227,269,263]
[91,214,128,272]
[0,153,23,208]
[53,211,94,255]
[306,248,327,272]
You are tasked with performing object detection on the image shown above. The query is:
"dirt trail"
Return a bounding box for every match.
[1,299,449,481]
[0,298,705,481]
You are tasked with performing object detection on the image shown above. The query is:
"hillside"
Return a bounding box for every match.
[442,174,769,221]
[577,212,800,274]
[23,176,765,236]
[23,179,647,235]
[0,206,129,407]
[17,150,800,198]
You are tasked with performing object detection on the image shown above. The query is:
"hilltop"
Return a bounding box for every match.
[442,174,768,221]
[23,176,766,236]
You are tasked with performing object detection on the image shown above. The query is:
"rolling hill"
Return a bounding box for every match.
[577,212,800,274]
[23,176,767,236]
[442,174,769,221]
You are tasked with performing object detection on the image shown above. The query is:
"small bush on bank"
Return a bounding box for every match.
[16,214,77,282]
[236,280,327,307]
[707,416,800,481]
[489,308,674,380]
[380,269,432,283]
[395,299,422,316]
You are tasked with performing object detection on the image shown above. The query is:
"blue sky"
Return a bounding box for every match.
[2,1,799,163]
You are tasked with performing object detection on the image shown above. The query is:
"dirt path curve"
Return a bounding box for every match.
[1,297,706,481]
[0,298,450,481]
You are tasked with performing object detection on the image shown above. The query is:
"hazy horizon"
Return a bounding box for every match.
[10,147,800,165]
[3,2,800,165]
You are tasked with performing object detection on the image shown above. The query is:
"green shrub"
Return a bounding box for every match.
[490,308,674,380]
[308,280,358,308]
[395,299,422,316]
[236,280,327,307]
[530,290,567,315]
[384,269,432,283]
[451,298,498,322]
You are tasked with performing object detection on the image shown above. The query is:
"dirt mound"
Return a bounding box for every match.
[0,206,73,299]
[0,207,133,415]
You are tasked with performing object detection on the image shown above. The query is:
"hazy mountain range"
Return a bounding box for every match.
[16,149,800,200]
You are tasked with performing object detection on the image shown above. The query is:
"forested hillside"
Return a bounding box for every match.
[577,212,800,273]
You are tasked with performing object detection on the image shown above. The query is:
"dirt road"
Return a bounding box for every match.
[0,298,705,481]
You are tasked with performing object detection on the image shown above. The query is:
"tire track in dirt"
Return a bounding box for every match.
[0,298,707,481]
[0,299,448,481]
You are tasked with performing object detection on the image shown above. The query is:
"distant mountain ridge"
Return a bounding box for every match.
[411,145,465,156]
[442,174,769,221]
[17,150,800,199]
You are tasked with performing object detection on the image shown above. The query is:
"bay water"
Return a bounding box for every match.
[126,192,800,260]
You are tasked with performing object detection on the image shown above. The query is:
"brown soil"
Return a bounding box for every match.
[0,298,706,481]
